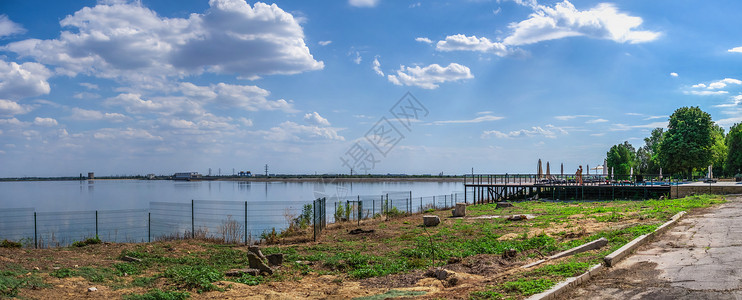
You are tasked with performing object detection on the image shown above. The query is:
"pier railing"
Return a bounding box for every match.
[463,173,689,203]
[464,173,687,186]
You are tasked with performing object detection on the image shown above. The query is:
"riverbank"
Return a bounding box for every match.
[0,195,724,299]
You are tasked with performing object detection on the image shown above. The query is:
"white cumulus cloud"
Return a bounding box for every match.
[482,124,567,139]
[253,121,344,142]
[388,63,473,89]
[69,108,128,122]
[304,111,331,126]
[0,99,32,116]
[504,1,660,46]
[33,117,58,127]
[0,15,25,37]
[372,57,384,76]
[436,34,509,56]
[349,0,380,7]
[728,46,742,53]
[415,37,432,44]
[4,0,323,84]
[0,59,52,100]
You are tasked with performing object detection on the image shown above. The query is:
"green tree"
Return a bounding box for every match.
[726,123,742,176]
[658,106,713,177]
[643,128,664,174]
[606,141,636,178]
[710,125,727,177]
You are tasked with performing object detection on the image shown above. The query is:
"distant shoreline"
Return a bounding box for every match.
[215,177,465,183]
[0,176,466,183]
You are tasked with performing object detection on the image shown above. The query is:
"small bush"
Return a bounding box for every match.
[72,236,102,247]
[260,228,278,244]
[0,240,22,248]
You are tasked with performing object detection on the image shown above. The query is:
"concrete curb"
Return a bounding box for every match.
[524,211,687,300]
[604,211,686,267]
[525,263,603,300]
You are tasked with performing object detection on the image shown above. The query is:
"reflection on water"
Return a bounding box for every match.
[0,179,463,212]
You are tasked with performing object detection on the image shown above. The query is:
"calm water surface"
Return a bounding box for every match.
[0,179,465,212]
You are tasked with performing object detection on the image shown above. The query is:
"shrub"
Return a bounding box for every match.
[0,240,21,248]
[72,236,102,247]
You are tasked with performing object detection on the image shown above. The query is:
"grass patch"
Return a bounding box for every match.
[75,266,117,283]
[0,264,48,297]
[352,289,427,300]
[162,265,224,293]
[123,289,190,300]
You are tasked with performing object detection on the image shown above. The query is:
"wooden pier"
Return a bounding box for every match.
[464,174,674,203]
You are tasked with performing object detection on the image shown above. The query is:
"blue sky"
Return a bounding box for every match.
[1,0,742,177]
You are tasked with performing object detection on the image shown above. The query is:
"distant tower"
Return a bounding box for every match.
[265,164,268,177]
[88,172,94,179]
[218,168,221,176]
[209,168,212,176]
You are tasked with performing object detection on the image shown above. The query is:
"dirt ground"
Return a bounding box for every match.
[1,205,660,300]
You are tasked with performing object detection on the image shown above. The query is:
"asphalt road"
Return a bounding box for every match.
[562,195,742,299]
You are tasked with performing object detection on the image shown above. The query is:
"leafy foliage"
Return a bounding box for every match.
[659,106,713,175]
[726,123,742,175]
[606,141,636,178]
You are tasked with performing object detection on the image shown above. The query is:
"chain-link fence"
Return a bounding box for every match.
[0,191,465,248]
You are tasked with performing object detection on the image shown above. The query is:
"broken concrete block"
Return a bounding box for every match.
[423,215,441,227]
[248,246,267,261]
[266,253,284,267]
[452,203,467,217]
[121,256,142,262]
[507,215,528,221]
[247,252,273,275]
[225,268,260,277]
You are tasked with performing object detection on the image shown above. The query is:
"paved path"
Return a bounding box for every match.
[563,196,742,299]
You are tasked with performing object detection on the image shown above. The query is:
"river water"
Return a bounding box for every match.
[0,179,464,211]
[0,179,466,246]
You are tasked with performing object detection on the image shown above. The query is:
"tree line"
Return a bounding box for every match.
[606,106,742,178]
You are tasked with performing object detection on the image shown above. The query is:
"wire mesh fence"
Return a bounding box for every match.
[0,208,34,246]
[0,191,465,248]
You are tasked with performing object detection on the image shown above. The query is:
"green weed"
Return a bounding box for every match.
[123,288,190,300]
[162,265,224,293]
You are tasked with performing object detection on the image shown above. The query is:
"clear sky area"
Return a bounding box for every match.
[1,0,741,177]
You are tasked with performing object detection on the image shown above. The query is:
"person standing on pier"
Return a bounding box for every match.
[576,165,584,185]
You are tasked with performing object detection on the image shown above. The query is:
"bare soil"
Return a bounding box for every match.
[0,205,661,299]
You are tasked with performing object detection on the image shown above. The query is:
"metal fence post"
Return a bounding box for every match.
[34,212,37,249]
[191,199,195,239]
[244,201,248,245]
[420,197,423,213]
[148,212,151,243]
[95,210,98,238]
[358,199,362,226]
